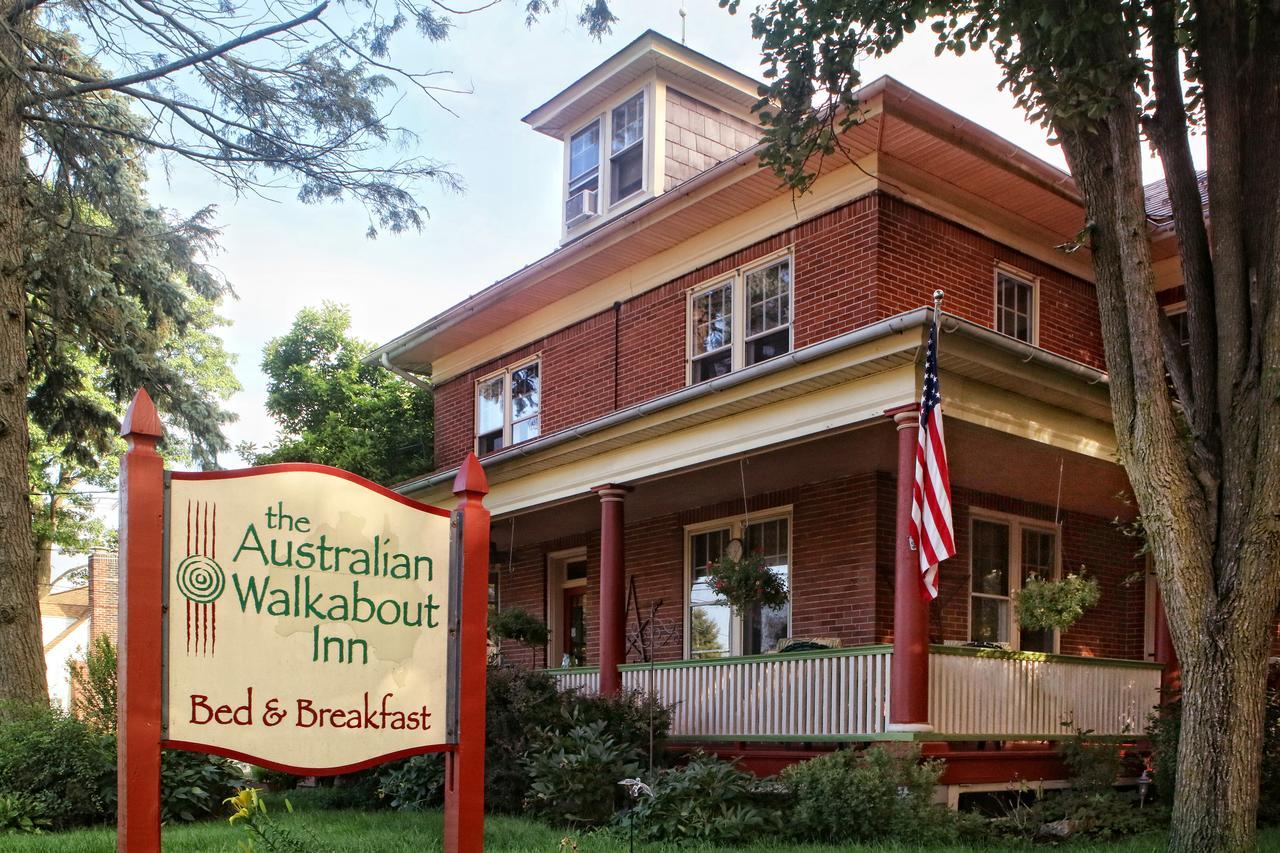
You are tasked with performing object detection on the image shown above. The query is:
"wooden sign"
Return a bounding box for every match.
[117,389,489,852]
[164,467,454,773]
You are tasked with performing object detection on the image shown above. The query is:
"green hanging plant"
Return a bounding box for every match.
[1014,570,1101,632]
[488,606,549,647]
[706,550,789,616]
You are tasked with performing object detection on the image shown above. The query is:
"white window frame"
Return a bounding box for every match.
[473,356,541,456]
[682,507,793,659]
[546,547,588,668]
[608,90,647,206]
[561,85,654,230]
[993,265,1040,345]
[967,508,1062,653]
[686,251,794,385]
[567,118,602,196]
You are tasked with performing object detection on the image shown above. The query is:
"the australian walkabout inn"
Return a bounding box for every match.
[372,32,1222,801]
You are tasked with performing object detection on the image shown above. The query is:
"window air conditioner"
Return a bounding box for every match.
[565,189,597,226]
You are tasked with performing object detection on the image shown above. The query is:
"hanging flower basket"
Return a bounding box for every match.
[1014,571,1101,632]
[706,549,789,616]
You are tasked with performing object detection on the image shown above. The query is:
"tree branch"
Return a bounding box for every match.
[21,2,329,107]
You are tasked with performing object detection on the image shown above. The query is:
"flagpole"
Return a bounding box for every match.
[932,288,944,340]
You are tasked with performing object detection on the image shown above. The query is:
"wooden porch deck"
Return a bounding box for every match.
[546,645,1161,742]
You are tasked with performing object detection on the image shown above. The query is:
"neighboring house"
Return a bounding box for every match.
[372,31,1203,799]
[40,550,118,709]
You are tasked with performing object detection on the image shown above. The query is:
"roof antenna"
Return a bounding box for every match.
[679,0,687,45]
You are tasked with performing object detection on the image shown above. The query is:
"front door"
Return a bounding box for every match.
[562,586,587,667]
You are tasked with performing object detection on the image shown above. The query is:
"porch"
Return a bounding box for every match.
[546,644,1161,742]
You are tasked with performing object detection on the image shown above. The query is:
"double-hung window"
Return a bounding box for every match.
[969,513,1060,652]
[689,255,793,384]
[687,513,791,658]
[475,359,541,456]
[568,121,600,195]
[610,92,645,203]
[995,270,1037,344]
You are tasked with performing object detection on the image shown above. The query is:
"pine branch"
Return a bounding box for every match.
[21,2,329,107]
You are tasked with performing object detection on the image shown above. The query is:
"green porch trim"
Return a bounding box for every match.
[666,731,1142,744]
[928,644,1163,670]
[616,644,895,672]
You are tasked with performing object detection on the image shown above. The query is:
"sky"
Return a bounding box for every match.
[60,0,1198,544]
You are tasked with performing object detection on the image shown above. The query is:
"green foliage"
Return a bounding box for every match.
[242,303,433,486]
[0,793,52,835]
[524,719,642,827]
[1015,571,1101,631]
[705,552,789,615]
[618,753,783,844]
[162,749,245,825]
[0,704,114,829]
[489,607,549,648]
[780,745,956,844]
[226,788,328,852]
[68,633,116,733]
[377,755,446,811]
[482,665,669,821]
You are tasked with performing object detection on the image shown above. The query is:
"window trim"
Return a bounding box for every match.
[473,355,541,456]
[685,250,795,385]
[607,89,648,208]
[546,547,588,668]
[561,84,654,230]
[992,265,1040,346]
[967,508,1062,653]
[682,506,793,660]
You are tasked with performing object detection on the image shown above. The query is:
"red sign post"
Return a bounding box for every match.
[117,389,490,851]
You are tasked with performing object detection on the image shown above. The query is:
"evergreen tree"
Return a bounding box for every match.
[0,0,616,707]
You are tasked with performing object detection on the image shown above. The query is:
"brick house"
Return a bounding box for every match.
[372,31,1187,795]
[40,550,118,709]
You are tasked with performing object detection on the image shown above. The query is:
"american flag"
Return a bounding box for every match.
[910,312,955,599]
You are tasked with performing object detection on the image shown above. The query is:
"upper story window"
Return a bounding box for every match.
[689,255,792,384]
[970,513,1060,653]
[475,359,541,456]
[610,92,645,204]
[995,269,1037,344]
[568,121,600,195]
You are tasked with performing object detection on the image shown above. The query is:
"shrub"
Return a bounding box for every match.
[489,607,549,647]
[68,633,117,733]
[618,753,783,844]
[524,719,642,827]
[0,792,52,835]
[780,745,956,844]
[564,687,670,774]
[484,664,567,813]
[0,704,114,829]
[377,754,445,811]
[161,749,244,824]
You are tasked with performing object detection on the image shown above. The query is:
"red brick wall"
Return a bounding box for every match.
[492,471,1148,670]
[88,551,118,646]
[429,193,1104,473]
[876,485,1146,659]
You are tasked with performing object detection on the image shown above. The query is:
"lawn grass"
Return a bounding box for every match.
[5,808,1280,852]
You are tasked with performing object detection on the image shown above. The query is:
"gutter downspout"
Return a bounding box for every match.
[380,353,433,392]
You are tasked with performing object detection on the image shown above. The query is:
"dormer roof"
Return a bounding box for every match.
[522,29,763,138]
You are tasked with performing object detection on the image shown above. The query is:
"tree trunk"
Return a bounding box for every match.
[0,28,46,708]
[1172,597,1273,851]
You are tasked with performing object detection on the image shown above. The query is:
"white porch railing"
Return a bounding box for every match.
[549,646,893,740]
[546,645,1162,741]
[928,646,1162,738]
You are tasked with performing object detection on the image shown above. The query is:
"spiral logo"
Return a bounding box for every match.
[176,555,225,605]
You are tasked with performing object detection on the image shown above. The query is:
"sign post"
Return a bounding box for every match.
[116,389,489,851]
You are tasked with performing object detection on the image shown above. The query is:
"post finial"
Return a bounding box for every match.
[452,452,489,497]
[932,289,945,309]
[121,388,163,439]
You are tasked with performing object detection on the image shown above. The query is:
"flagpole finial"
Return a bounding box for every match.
[932,289,945,308]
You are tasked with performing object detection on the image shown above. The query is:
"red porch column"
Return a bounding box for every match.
[1153,587,1181,702]
[592,484,631,695]
[887,406,932,731]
